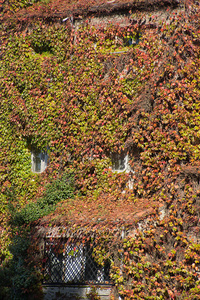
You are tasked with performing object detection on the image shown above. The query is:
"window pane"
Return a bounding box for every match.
[112,153,126,171]
[31,150,48,173]
[35,154,41,172]
[48,250,63,283]
[43,239,111,284]
[64,245,85,283]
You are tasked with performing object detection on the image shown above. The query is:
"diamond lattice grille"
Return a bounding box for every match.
[43,239,110,284]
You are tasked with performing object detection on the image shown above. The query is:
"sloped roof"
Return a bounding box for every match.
[1,0,180,24]
[37,195,162,231]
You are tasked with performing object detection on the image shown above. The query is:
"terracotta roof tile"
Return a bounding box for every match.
[2,0,180,23]
[37,196,160,229]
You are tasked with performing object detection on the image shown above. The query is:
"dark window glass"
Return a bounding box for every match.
[112,153,126,171]
[34,153,41,172]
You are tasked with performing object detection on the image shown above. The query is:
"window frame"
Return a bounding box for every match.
[111,152,130,173]
[43,238,111,285]
[31,149,48,173]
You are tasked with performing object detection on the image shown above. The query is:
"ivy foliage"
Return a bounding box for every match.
[0,171,74,300]
[1,0,50,12]
[0,234,43,300]
[11,170,74,226]
[0,0,200,299]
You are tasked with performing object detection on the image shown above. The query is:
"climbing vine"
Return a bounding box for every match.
[0,0,200,298]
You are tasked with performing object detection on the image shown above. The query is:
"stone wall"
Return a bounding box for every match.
[43,285,111,300]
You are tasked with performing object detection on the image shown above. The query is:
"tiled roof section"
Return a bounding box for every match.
[2,0,180,23]
[37,196,162,229]
[46,0,180,18]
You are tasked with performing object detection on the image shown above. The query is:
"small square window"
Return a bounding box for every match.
[31,150,48,173]
[111,152,129,172]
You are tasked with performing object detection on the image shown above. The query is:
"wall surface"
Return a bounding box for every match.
[43,285,111,300]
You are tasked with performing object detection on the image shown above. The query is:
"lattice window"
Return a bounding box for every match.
[43,239,110,285]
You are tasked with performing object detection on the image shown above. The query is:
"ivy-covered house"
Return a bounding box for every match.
[0,0,200,299]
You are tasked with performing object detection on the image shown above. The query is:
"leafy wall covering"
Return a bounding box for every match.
[0,0,200,299]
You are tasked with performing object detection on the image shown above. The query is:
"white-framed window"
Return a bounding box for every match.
[111,152,130,173]
[31,150,48,173]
